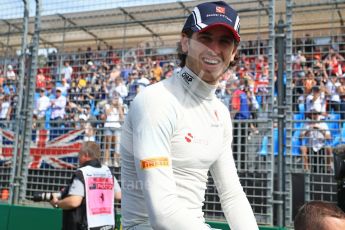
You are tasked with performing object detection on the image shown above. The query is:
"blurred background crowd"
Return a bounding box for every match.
[0,35,344,167]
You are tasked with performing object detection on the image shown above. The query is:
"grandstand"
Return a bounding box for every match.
[0,0,344,50]
[0,0,345,229]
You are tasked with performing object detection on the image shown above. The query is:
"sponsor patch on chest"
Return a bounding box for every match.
[183,132,209,145]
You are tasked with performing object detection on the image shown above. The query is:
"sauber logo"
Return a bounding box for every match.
[184,132,209,145]
[216,6,225,14]
[181,72,194,84]
[185,133,193,143]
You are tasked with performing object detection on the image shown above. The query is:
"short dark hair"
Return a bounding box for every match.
[177,29,239,68]
[79,141,101,160]
[294,201,345,230]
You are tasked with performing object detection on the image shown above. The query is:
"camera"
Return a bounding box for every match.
[333,145,345,212]
[32,191,62,202]
[32,185,69,202]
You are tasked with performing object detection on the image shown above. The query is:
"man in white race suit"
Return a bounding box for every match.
[120,1,259,230]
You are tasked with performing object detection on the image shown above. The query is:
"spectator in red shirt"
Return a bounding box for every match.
[36,69,46,89]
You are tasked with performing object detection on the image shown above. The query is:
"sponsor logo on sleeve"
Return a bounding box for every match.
[140,157,169,169]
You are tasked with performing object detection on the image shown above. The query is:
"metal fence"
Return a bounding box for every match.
[0,0,345,228]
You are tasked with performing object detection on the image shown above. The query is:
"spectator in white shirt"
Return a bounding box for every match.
[136,69,150,91]
[306,85,327,117]
[50,88,67,128]
[114,77,128,99]
[5,65,16,83]
[325,74,341,113]
[300,108,332,172]
[0,95,11,128]
[292,50,306,72]
[35,88,50,129]
[79,104,96,142]
[59,77,70,96]
[103,96,124,166]
[61,61,73,83]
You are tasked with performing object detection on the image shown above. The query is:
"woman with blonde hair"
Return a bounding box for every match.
[103,96,124,166]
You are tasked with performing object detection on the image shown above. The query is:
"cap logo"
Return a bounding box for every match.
[216,6,225,14]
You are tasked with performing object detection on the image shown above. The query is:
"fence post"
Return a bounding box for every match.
[9,0,30,205]
[267,0,275,225]
[284,0,294,225]
[18,0,41,203]
[275,18,286,227]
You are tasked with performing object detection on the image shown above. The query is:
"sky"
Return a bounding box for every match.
[0,0,192,19]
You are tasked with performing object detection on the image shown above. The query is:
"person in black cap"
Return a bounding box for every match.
[120,2,258,230]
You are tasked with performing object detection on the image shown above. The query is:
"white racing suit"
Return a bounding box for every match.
[120,67,259,230]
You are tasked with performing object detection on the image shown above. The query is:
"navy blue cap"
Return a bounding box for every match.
[182,1,240,42]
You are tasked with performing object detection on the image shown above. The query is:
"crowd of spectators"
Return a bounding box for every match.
[289,40,345,172]
[0,35,344,167]
[292,47,345,116]
[0,45,181,165]
[0,64,18,129]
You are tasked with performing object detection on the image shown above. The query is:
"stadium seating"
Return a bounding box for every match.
[298,103,305,114]
[293,113,305,130]
[273,127,286,156]
[291,129,301,156]
[259,128,287,156]
[259,135,268,156]
[341,122,345,144]
[291,113,304,156]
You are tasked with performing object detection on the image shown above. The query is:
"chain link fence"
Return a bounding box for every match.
[0,0,345,228]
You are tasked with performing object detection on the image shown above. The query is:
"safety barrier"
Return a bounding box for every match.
[0,204,288,230]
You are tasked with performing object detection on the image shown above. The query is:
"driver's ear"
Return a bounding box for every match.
[230,45,238,62]
[180,33,189,53]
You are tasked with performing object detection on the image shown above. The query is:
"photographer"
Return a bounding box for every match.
[49,141,121,230]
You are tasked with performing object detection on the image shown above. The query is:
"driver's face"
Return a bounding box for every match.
[181,26,237,85]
